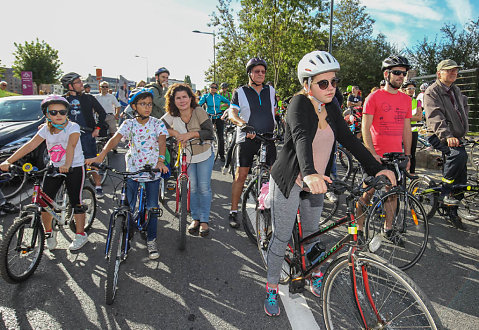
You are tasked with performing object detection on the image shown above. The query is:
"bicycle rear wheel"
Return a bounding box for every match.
[255,208,290,284]
[409,176,438,220]
[68,186,97,233]
[469,141,479,171]
[242,178,259,244]
[365,190,428,270]
[334,146,353,182]
[105,215,125,305]
[178,177,188,250]
[319,194,339,226]
[0,215,45,283]
[322,253,441,329]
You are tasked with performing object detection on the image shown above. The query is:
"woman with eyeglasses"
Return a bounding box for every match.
[263,51,395,317]
[162,83,215,237]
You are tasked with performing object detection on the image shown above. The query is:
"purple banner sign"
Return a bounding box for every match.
[21,71,34,95]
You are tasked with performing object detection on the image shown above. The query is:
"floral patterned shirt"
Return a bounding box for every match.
[118,117,168,181]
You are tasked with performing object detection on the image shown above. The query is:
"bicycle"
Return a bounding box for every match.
[87,136,110,186]
[464,137,479,171]
[0,164,97,284]
[241,132,276,244]
[222,121,237,179]
[174,141,191,251]
[255,177,441,329]
[410,171,479,222]
[94,163,162,305]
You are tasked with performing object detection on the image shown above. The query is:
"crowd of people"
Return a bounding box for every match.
[0,49,471,317]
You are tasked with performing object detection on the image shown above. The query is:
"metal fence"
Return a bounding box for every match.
[413,68,479,133]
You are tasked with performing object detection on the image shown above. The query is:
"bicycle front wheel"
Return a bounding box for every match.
[322,253,441,329]
[0,215,45,283]
[0,171,27,199]
[409,175,438,220]
[242,178,259,244]
[334,146,353,182]
[68,186,97,233]
[365,190,428,270]
[105,215,125,305]
[178,177,188,250]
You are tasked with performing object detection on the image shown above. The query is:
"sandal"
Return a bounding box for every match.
[199,222,210,237]
[188,221,200,235]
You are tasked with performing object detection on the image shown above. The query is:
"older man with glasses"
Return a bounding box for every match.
[95,81,121,147]
[424,59,469,229]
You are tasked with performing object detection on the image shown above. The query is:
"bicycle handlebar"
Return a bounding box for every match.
[90,162,161,178]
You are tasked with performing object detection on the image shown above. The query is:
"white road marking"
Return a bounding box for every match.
[279,284,321,330]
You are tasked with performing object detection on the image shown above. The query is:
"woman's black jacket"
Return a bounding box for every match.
[270,94,384,198]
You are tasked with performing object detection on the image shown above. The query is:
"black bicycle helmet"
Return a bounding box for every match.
[129,88,154,105]
[381,55,411,71]
[246,57,267,74]
[155,67,170,76]
[61,72,81,89]
[401,80,416,88]
[41,95,70,115]
[220,82,229,88]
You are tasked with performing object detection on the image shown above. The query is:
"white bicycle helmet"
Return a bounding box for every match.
[420,82,429,92]
[297,50,340,85]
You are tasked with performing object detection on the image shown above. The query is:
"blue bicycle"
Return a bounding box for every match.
[93,163,162,305]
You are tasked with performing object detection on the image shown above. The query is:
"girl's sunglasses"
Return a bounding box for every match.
[314,77,340,90]
[48,110,68,116]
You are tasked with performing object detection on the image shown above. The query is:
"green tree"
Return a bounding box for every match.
[210,0,330,98]
[332,0,396,97]
[0,59,5,80]
[184,75,192,86]
[406,17,479,74]
[12,38,62,93]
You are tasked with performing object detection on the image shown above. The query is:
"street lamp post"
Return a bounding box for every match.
[192,30,216,83]
[328,0,334,54]
[135,55,149,83]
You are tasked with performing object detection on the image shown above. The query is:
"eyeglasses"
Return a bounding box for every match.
[48,110,68,116]
[101,86,109,88]
[137,102,153,108]
[390,70,408,76]
[252,70,266,75]
[406,87,416,91]
[313,77,340,90]
[210,86,218,89]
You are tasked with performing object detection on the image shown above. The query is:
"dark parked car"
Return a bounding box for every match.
[0,95,49,168]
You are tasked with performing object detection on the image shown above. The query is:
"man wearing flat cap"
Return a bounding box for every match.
[424,59,469,229]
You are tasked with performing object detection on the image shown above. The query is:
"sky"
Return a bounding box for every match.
[1,0,478,89]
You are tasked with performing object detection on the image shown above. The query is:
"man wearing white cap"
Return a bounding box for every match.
[424,59,469,229]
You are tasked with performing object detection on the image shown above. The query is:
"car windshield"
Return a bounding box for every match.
[0,98,43,122]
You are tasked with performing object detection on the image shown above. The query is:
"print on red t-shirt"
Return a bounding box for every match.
[363,89,412,157]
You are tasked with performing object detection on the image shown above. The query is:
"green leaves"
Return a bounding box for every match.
[12,38,62,92]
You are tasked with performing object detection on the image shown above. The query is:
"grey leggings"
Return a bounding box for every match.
[266,177,324,285]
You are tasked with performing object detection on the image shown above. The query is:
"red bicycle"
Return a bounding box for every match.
[175,141,190,250]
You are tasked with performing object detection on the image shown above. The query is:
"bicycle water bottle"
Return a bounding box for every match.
[260,144,267,163]
[306,242,326,265]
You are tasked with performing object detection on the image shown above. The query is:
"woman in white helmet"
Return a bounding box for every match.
[263,50,395,317]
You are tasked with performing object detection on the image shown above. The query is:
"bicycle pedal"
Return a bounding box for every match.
[149,208,163,217]
[289,278,305,294]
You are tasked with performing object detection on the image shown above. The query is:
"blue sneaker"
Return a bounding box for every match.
[264,286,280,316]
[310,272,324,297]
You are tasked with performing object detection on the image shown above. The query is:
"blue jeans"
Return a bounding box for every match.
[126,179,160,241]
[188,152,214,223]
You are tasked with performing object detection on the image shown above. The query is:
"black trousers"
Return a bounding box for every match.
[212,118,225,158]
[441,146,468,196]
[410,131,418,174]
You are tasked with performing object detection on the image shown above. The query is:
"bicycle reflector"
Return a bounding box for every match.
[411,208,419,225]
[22,163,33,172]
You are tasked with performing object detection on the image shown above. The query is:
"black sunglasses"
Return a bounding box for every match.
[101,86,109,88]
[48,110,68,116]
[390,70,408,76]
[210,86,218,89]
[314,77,340,90]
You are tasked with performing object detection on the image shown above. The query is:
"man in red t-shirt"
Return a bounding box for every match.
[358,55,413,245]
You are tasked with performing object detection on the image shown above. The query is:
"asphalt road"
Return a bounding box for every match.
[0,147,478,329]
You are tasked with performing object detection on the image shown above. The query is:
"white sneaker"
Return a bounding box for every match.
[147,239,159,260]
[45,231,57,250]
[69,233,88,251]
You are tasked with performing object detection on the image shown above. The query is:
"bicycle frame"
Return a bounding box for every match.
[175,144,190,214]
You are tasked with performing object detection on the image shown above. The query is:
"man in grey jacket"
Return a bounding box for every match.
[424,59,469,229]
[147,67,169,119]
